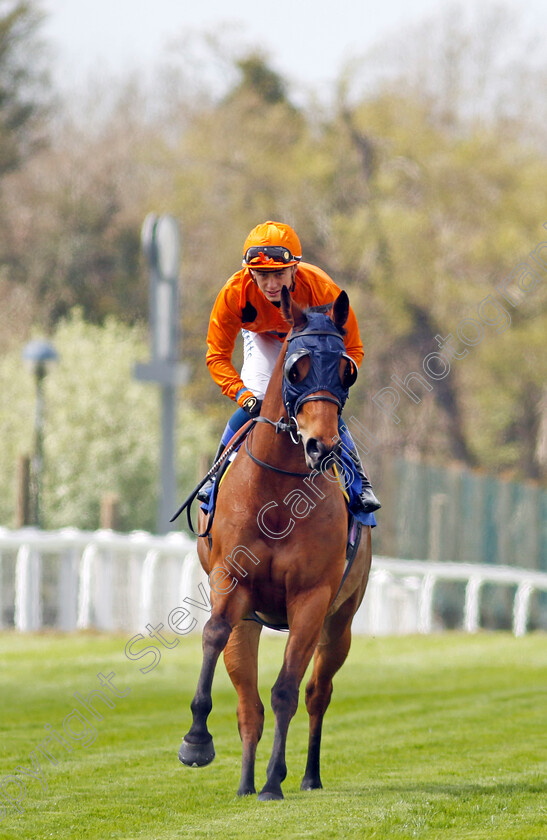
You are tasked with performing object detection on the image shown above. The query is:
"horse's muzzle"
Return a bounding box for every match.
[304,437,337,471]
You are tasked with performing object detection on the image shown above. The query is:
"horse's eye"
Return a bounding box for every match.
[284,351,311,385]
[288,354,311,384]
[339,355,358,388]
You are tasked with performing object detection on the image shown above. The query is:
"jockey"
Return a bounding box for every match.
[198,220,381,514]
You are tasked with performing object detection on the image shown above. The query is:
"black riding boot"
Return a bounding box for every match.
[196,441,226,504]
[344,441,381,514]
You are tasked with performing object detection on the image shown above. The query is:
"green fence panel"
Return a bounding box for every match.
[383,456,546,573]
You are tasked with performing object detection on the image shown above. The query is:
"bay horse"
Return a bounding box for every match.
[178,288,372,800]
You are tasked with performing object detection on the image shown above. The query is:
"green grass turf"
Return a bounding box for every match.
[0,631,545,840]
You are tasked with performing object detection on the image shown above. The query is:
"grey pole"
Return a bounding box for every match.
[33,363,45,527]
[155,216,178,534]
[160,385,176,533]
[22,340,59,528]
[135,214,187,534]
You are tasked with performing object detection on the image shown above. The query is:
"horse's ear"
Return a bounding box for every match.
[281,285,307,328]
[280,285,292,323]
[332,291,349,331]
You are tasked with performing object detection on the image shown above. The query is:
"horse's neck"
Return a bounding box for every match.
[252,350,306,469]
[260,355,285,419]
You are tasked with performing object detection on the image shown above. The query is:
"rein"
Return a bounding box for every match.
[254,415,298,436]
[244,415,311,477]
[169,419,258,535]
[169,414,303,536]
[245,400,342,477]
[245,430,311,478]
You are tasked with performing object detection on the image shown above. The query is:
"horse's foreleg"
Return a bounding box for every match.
[178,613,231,767]
[179,588,250,768]
[300,604,354,790]
[223,621,264,796]
[258,589,331,802]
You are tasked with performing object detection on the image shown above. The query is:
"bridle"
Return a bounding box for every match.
[244,400,341,478]
[282,320,354,420]
[245,318,352,476]
[244,417,311,477]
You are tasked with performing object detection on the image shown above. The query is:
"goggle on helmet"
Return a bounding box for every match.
[244,245,301,270]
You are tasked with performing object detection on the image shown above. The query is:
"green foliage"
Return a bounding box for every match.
[0,312,215,531]
[0,0,49,174]
[231,53,290,105]
[0,124,147,331]
[0,632,545,839]
[315,94,547,476]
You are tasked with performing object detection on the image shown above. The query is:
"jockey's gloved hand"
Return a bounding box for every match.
[238,390,263,417]
[242,396,263,417]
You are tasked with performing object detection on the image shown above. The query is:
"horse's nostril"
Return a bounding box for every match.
[306,439,318,458]
[305,438,328,465]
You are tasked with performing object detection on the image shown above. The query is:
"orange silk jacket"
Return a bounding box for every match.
[206,262,364,402]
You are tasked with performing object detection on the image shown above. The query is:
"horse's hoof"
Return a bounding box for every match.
[257,789,284,802]
[300,777,322,791]
[178,737,215,767]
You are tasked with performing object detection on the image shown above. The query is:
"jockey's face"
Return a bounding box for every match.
[250,265,296,303]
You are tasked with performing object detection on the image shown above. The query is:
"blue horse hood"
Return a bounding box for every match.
[282,311,356,418]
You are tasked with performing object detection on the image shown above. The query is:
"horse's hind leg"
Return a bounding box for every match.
[223,620,264,796]
[301,529,372,790]
[300,600,355,791]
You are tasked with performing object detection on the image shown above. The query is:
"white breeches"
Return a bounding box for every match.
[240,330,283,400]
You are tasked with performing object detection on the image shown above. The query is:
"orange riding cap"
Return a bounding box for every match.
[206,262,364,402]
[243,221,302,270]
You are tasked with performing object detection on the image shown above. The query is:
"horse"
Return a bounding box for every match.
[178,287,372,801]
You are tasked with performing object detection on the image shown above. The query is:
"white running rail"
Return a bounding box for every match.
[0,528,546,636]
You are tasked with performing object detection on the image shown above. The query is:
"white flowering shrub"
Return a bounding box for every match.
[0,312,213,531]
